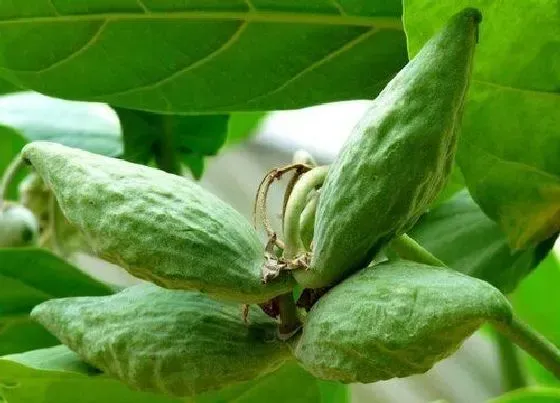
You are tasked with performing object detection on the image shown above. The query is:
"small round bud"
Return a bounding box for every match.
[0,202,40,247]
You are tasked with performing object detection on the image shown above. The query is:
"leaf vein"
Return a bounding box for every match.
[136,0,151,13]
[245,0,256,12]
[222,27,378,108]
[27,20,109,75]
[94,21,248,99]
[330,0,347,15]
[462,138,560,182]
[47,0,62,16]
[0,11,403,29]
[473,79,559,99]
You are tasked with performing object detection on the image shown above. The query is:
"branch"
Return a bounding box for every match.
[492,316,560,380]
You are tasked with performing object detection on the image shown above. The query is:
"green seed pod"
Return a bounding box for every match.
[22,142,295,303]
[296,8,482,288]
[0,202,39,247]
[31,284,291,396]
[294,260,511,383]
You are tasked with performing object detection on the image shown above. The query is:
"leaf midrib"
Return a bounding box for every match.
[0,10,403,29]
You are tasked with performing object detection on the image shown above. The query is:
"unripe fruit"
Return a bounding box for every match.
[296,8,482,288]
[294,259,511,383]
[22,142,295,303]
[32,284,291,396]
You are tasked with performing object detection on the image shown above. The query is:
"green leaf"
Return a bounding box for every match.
[0,77,20,94]
[0,124,27,199]
[409,190,556,293]
[0,345,179,403]
[226,112,267,146]
[403,1,560,250]
[31,284,291,397]
[488,387,560,403]
[194,362,347,403]
[511,253,560,386]
[0,345,343,403]
[0,248,112,355]
[294,259,512,383]
[0,2,407,113]
[0,92,122,156]
[316,379,350,403]
[180,154,205,180]
[115,108,229,178]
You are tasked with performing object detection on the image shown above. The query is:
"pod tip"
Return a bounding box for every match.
[463,7,483,24]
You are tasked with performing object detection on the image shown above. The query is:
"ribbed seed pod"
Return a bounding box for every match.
[295,8,482,288]
[32,284,291,397]
[294,260,511,383]
[22,142,295,303]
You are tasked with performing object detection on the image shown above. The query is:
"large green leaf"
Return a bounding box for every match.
[409,190,556,293]
[0,346,178,403]
[511,253,560,386]
[404,1,560,250]
[488,387,560,403]
[0,92,122,156]
[0,77,19,94]
[0,248,112,355]
[0,1,407,113]
[0,345,346,403]
[0,124,27,200]
[115,108,229,179]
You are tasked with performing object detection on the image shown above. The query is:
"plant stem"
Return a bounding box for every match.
[281,151,317,221]
[495,329,527,391]
[283,166,328,259]
[0,153,25,208]
[299,190,319,250]
[277,293,302,340]
[492,316,560,380]
[389,234,446,267]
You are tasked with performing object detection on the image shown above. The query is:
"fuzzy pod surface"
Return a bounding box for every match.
[294,259,511,383]
[31,284,291,396]
[22,142,295,303]
[296,8,482,288]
